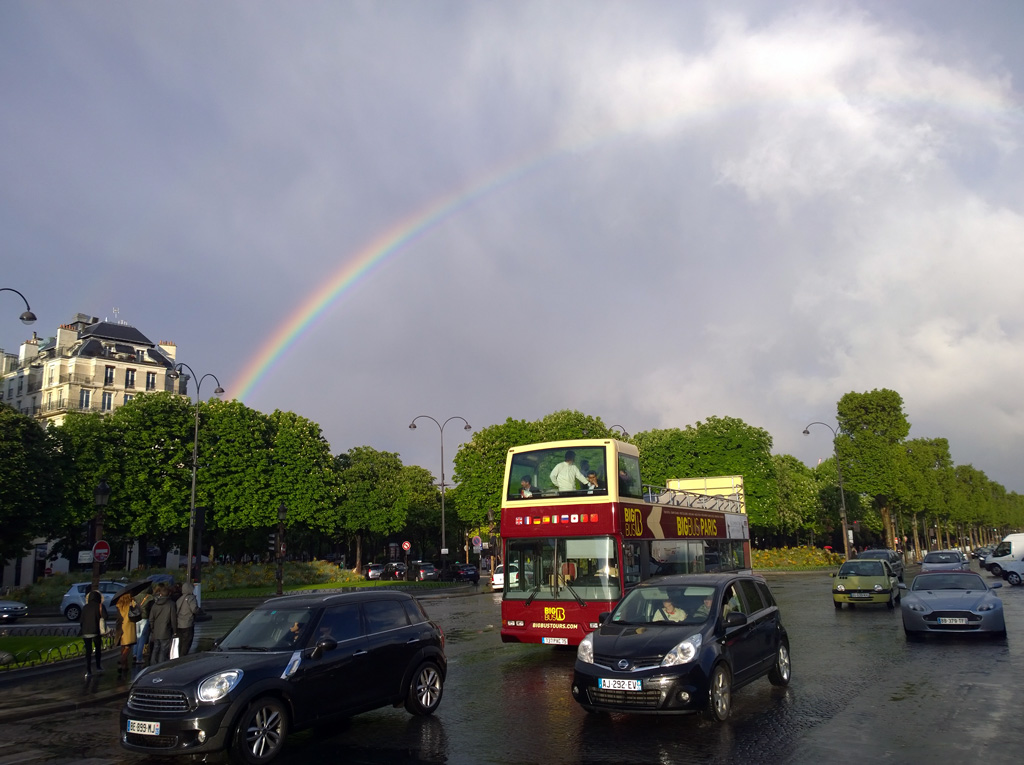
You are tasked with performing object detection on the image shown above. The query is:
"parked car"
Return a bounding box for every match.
[0,598,28,622]
[920,550,970,573]
[831,559,901,609]
[571,573,790,720]
[409,562,439,581]
[855,549,905,581]
[60,580,122,621]
[900,571,1005,639]
[971,545,994,560]
[364,563,384,581]
[440,563,479,584]
[491,564,519,592]
[120,590,446,763]
[382,562,408,581]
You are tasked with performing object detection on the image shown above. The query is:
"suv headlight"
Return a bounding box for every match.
[197,670,244,703]
[577,634,594,664]
[661,634,702,667]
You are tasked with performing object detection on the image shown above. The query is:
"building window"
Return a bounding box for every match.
[101,391,113,411]
[125,368,136,389]
[58,391,64,408]
[104,366,115,385]
[46,392,52,408]
[124,393,134,405]
[146,371,157,391]
[48,366,55,386]
[80,389,91,409]
[17,377,23,395]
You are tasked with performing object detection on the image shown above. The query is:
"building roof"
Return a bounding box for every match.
[79,321,155,347]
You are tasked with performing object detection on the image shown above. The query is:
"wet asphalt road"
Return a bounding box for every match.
[4,564,1024,764]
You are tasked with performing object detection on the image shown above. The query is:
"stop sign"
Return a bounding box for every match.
[92,540,111,563]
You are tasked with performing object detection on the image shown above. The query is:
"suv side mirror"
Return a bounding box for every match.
[310,637,338,660]
[724,611,747,628]
[598,611,611,626]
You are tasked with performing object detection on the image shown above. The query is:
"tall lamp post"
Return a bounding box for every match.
[92,479,111,591]
[609,424,630,438]
[276,503,287,596]
[803,421,852,560]
[168,363,224,606]
[0,287,37,324]
[409,415,471,566]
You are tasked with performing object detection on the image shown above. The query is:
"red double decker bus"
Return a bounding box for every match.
[498,438,750,646]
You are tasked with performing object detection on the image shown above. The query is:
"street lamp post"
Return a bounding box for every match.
[0,287,37,324]
[609,425,630,438]
[168,363,224,607]
[276,503,287,596]
[409,415,472,567]
[803,421,852,560]
[92,479,111,591]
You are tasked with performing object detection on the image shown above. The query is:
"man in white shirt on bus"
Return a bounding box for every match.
[550,450,589,492]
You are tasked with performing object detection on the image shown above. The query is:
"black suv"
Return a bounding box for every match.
[440,563,480,584]
[120,591,446,763]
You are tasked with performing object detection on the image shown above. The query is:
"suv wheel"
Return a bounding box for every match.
[705,664,732,722]
[768,642,791,686]
[231,696,288,764]
[405,661,444,715]
[64,604,81,622]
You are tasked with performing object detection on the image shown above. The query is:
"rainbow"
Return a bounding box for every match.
[229,150,554,402]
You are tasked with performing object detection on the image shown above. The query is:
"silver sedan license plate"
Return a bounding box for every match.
[127,720,160,736]
[599,678,642,691]
[937,617,968,625]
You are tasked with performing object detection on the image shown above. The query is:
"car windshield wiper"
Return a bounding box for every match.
[222,645,270,651]
[524,584,543,606]
[561,580,587,608]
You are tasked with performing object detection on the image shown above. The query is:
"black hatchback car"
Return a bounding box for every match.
[571,574,790,720]
[120,591,446,763]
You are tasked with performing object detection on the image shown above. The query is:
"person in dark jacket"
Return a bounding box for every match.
[147,584,177,666]
[176,582,199,656]
[79,590,106,676]
[133,586,154,666]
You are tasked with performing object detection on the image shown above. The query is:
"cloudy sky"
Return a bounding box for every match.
[3,1,1023,493]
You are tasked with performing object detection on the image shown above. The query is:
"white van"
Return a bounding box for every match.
[983,533,1024,576]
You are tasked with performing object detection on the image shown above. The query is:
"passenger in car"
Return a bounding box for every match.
[653,597,687,622]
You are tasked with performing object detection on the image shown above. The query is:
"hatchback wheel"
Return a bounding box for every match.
[1007,571,1022,586]
[232,697,288,764]
[705,664,732,721]
[768,642,791,686]
[833,600,842,610]
[405,661,444,715]
[64,604,81,622]
[886,594,895,610]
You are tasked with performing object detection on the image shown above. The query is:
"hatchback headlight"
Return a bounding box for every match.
[661,634,702,667]
[874,584,884,592]
[835,584,846,592]
[197,670,244,703]
[577,633,594,664]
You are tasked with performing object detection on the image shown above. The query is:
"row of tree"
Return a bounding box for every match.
[2,388,1021,572]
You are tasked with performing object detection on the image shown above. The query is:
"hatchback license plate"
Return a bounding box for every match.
[542,637,568,645]
[127,720,160,736]
[937,617,968,625]
[848,593,871,599]
[599,678,642,691]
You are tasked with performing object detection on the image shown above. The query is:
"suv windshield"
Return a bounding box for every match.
[219,606,316,651]
[610,584,717,626]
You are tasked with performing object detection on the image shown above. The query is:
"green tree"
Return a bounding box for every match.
[335,446,410,569]
[0,405,63,563]
[900,438,954,554]
[836,389,911,549]
[770,454,819,541]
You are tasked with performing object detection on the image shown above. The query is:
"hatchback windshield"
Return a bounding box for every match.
[609,584,717,626]
[839,561,884,576]
[912,573,986,591]
[219,606,316,650]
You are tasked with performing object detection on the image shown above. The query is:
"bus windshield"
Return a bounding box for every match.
[507,445,609,499]
[505,536,621,603]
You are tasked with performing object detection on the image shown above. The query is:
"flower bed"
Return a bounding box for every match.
[752,546,845,570]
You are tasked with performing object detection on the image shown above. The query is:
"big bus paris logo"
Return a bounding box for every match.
[544,607,566,621]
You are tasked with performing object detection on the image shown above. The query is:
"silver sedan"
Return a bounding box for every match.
[920,549,970,573]
[900,572,1006,639]
[0,598,29,622]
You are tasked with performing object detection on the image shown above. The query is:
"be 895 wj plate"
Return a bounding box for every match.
[127,720,160,736]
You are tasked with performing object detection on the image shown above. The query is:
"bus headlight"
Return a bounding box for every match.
[577,634,594,664]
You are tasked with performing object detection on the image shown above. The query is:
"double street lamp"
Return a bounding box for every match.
[0,287,36,324]
[169,363,224,604]
[409,415,471,565]
[803,421,852,560]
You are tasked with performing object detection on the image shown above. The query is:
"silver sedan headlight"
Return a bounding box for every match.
[197,670,244,703]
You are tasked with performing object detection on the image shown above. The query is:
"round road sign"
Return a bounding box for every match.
[402,541,412,552]
[92,540,111,563]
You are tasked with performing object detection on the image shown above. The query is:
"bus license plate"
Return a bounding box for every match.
[599,678,642,691]
[937,617,968,625]
[542,637,568,645]
[127,720,161,736]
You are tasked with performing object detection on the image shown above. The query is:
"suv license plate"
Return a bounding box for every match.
[127,720,160,736]
[937,617,968,625]
[542,637,568,645]
[599,678,642,691]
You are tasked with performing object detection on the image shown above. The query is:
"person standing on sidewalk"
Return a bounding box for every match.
[133,587,153,666]
[176,582,199,656]
[79,590,105,676]
[147,584,177,665]
[113,592,138,678]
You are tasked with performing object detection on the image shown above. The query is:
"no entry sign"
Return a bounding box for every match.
[92,540,111,563]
